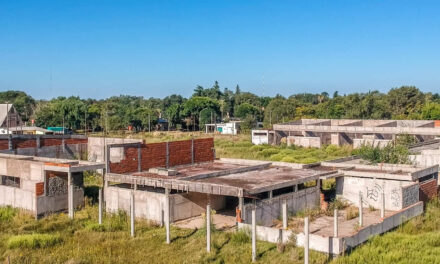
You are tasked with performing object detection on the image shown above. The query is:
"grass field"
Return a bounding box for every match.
[1,132,438,263]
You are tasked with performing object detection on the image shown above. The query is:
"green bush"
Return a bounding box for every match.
[7,233,62,249]
[0,206,17,222]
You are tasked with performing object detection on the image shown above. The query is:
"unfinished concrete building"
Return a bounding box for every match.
[257,119,440,148]
[0,154,104,218]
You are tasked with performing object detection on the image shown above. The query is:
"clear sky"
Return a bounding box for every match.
[1,0,439,99]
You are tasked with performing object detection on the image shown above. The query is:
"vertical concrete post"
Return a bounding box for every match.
[166,142,170,169]
[191,139,195,164]
[137,143,142,172]
[238,196,244,221]
[381,191,385,218]
[206,204,211,252]
[269,190,273,199]
[359,191,363,227]
[334,209,338,237]
[98,188,103,225]
[106,145,111,173]
[36,136,41,148]
[62,137,66,153]
[282,200,288,230]
[130,191,135,237]
[304,216,309,264]
[8,135,12,150]
[165,188,170,244]
[68,172,74,219]
[251,207,257,262]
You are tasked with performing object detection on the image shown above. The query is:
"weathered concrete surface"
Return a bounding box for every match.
[238,201,423,255]
[243,186,320,226]
[353,138,392,149]
[336,176,418,211]
[105,186,226,223]
[287,136,322,148]
[87,137,142,166]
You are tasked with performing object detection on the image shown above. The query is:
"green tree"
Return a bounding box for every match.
[422,102,440,120]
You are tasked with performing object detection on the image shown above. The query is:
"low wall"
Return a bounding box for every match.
[105,186,225,223]
[336,176,418,211]
[0,185,36,212]
[238,201,423,255]
[287,136,321,148]
[243,186,320,226]
[37,189,84,216]
[353,139,392,149]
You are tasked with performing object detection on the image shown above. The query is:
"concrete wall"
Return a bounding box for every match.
[353,138,392,149]
[105,186,226,223]
[87,137,142,164]
[0,185,36,212]
[37,188,84,216]
[243,186,320,226]
[410,149,440,167]
[287,136,321,148]
[336,176,418,210]
[237,201,423,255]
[252,130,271,145]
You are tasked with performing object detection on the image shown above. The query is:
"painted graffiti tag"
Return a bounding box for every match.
[366,183,382,202]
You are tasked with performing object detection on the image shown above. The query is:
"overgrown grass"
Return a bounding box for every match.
[7,233,62,249]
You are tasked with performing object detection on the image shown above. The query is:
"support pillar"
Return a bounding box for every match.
[269,190,273,199]
[98,188,103,225]
[333,209,338,237]
[238,196,244,221]
[252,207,257,262]
[304,216,309,264]
[130,191,135,237]
[165,142,169,169]
[282,200,288,230]
[191,139,194,164]
[381,191,385,218]
[68,172,74,219]
[206,204,211,252]
[165,188,170,244]
[359,191,363,227]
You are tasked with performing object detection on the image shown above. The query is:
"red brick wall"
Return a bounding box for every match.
[109,145,140,174]
[0,139,8,150]
[141,142,167,170]
[65,138,88,145]
[12,138,37,149]
[41,138,63,147]
[109,138,215,174]
[36,182,44,196]
[419,179,438,202]
[169,140,192,167]
[194,138,214,163]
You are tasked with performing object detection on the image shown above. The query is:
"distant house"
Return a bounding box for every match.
[205,121,241,135]
[0,104,22,129]
[7,126,53,135]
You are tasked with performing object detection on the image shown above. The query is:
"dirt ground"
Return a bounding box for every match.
[173,210,237,230]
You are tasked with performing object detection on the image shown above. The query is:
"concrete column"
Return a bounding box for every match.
[206,204,211,252]
[282,200,288,230]
[294,185,298,192]
[381,191,385,218]
[334,209,338,237]
[130,191,135,237]
[106,145,111,173]
[68,172,74,219]
[137,144,142,172]
[62,137,66,153]
[98,188,103,225]
[191,139,194,164]
[165,142,169,169]
[252,207,257,262]
[269,190,273,199]
[8,135,13,150]
[359,191,363,227]
[304,216,309,264]
[165,188,170,244]
[36,136,41,148]
[238,197,244,221]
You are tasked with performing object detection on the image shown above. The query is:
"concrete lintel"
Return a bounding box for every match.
[180,162,272,181]
[247,174,321,195]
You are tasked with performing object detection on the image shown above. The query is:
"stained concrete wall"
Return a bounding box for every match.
[37,189,84,216]
[336,176,418,211]
[287,136,321,148]
[3,144,88,159]
[410,149,440,167]
[87,137,142,164]
[243,186,320,226]
[353,138,392,149]
[105,186,226,223]
[0,185,36,212]
[237,201,423,255]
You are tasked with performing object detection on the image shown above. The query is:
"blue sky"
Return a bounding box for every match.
[0,0,439,99]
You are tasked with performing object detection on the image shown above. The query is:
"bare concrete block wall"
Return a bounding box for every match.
[336,176,418,210]
[243,186,320,226]
[37,189,84,216]
[287,136,322,148]
[0,185,36,212]
[105,186,226,223]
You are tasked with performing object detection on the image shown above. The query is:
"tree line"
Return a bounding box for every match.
[1,84,440,133]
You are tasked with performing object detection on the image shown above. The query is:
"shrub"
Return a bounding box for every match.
[0,206,17,222]
[346,206,359,220]
[7,233,62,249]
[231,230,250,244]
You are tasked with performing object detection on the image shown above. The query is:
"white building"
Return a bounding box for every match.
[205,121,241,135]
